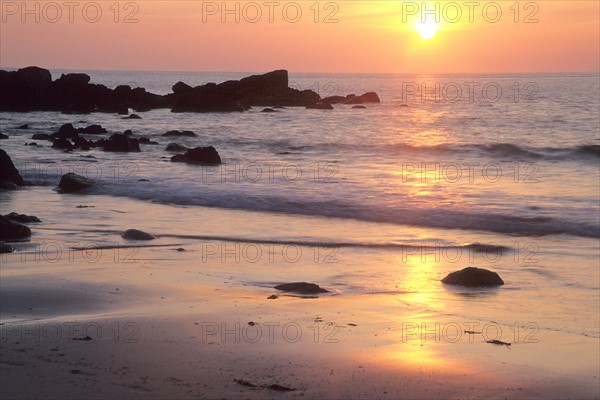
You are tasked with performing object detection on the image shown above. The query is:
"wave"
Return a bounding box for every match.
[92,185,600,239]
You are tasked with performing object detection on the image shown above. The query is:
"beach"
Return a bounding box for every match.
[0,69,599,399]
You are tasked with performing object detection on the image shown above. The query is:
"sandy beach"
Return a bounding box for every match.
[2,186,598,399]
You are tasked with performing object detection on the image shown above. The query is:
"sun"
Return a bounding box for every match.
[415,21,440,40]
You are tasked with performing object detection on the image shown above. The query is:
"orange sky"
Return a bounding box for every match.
[1,1,598,73]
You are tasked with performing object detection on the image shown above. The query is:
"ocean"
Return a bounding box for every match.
[1,70,599,342]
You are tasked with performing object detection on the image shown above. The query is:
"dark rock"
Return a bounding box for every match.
[27,142,38,146]
[0,133,8,139]
[58,123,78,138]
[306,102,334,110]
[274,282,329,295]
[123,129,133,136]
[52,138,75,151]
[441,267,504,287]
[122,229,155,240]
[16,124,29,129]
[162,130,197,137]
[32,133,51,140]
[77,124,106,135]
[103,133,140,152]
[5,213,41,223]
[182,147,222,164]
[0,244,15,254]
[125,114,142,119]
[1,181,18,190]
[56,73,90,86]
[172,81,193,94]
[267,295,279,300]
[352,105,367,109]
[58,173,95,193]
[0,149,25,187]
[262,108,277,113]
[345,92,381,104]
[170,154,187,163]
[166,143,190,152]
[138,137,158,145]
[0,215,32,240]
[322,95,346,104]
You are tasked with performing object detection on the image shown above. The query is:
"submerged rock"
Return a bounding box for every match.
[166,143,190,152]
[345,92,381,104]
[122,229,156,240]
[162,130,197,137]
[32,133,51,140]
[102,133,140,152]
[58,173,95,193]
[171,146,222,165]
[0,149,25,188]
[441,267,504,287]
[352,105,367,109]
[0,215,31,240]
[0,244,15,253]
[0,133,8,139]
[306,102,334,110]
[5,213,41,223]
[274,282,329,295]
[125,114,142,119]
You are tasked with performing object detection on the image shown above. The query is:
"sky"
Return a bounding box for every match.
[1,1,599,73]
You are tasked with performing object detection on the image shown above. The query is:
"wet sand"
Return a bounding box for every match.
[1,187,599,399]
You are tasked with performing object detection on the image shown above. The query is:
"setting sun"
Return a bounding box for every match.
[415,21,440,40]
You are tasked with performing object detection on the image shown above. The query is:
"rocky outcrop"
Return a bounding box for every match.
[0,67,378,113]
[323,92,381,105]
[441,267,504,287]
[171,146,222,164]
[0,150,25,189]
[57,173,95,193]
[0,67,167,113]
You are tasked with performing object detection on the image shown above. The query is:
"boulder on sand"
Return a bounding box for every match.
[274,282,329,295]
[122,229,156,240]
[441,267,504,287]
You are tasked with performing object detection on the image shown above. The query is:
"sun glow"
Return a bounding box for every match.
[415,21,440,40]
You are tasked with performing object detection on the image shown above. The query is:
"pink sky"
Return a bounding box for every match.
[1,1,598,73]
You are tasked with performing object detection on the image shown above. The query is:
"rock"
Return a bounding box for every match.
[262,108,277,113]
[122,229,155,240]
[274,282,329,295]
[77,124,106,135]
[162,130,197,137]
[352,105,367,109]
[267,295,279,300]
[172,81,193,94]
[0,244,15,254]
[0,149,25,187]
[32,133,51,140]
[0,133,8,139]
[123,129,133,136]
[138,137,158,145]
[306,102,334,110]
[344,92,381,104]
[322,95,347,104]
[58,173,95,193]
[56,73,90,86]
[5,212,41,223]
[441,267,504,287]
[16,124,28,129]
[26,142,38,146]
[125,114,142,119]
[52,138,75,151]
[170,154,187,163]
[182,146,222,164]
[0,215,31,240]
[103,133,140,152]
[58,123,78,138]
[166,143,190,152]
